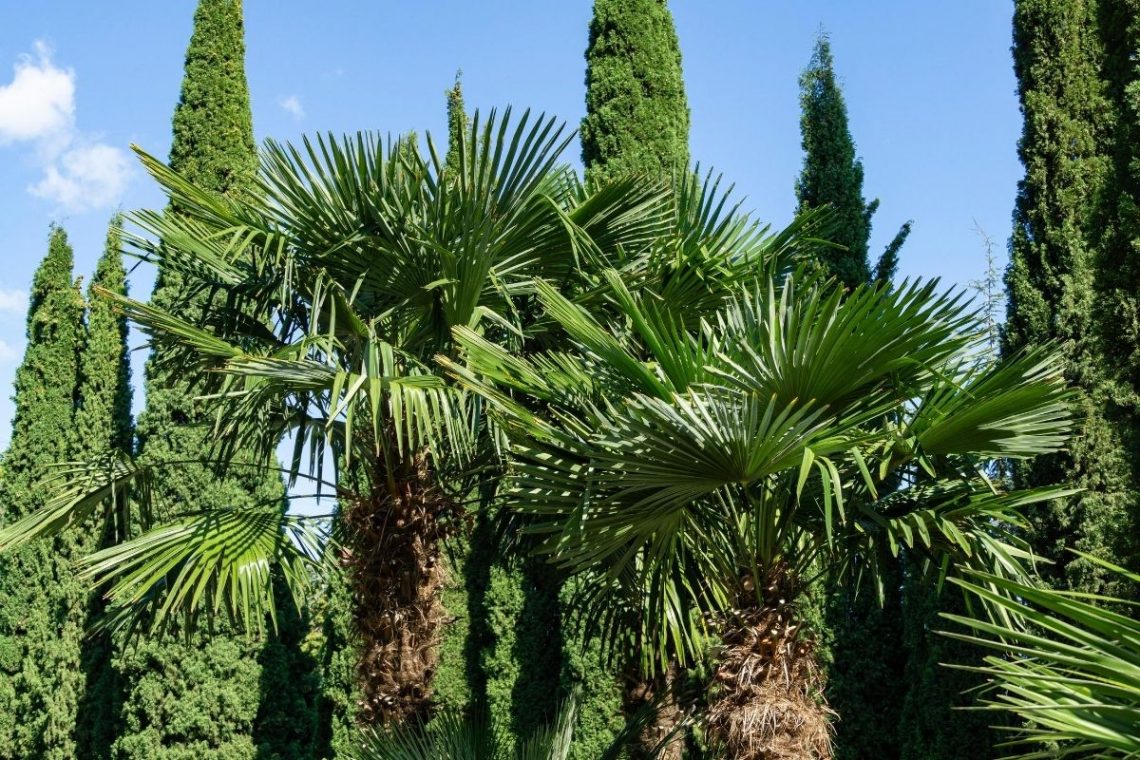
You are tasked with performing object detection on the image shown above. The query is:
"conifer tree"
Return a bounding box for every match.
[793,34,917,759]
[445,73,467,175]
[115,2,316,757]
[577,4,693,754]
[795,34,911,291]
[581,0,690,184]
[1092,0,1140,590]
[73,218,133,760]
[1003,0,1133,595]
[0,226,87,760]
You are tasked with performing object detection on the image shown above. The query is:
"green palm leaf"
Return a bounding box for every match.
[944,555,1140,759]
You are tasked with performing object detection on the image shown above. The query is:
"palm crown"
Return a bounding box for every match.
[443,266,1073,757]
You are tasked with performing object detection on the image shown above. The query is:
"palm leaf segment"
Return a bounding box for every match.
[445,271,1074,672]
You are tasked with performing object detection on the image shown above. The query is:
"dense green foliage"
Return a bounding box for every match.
[581,0,690,184]
[445,74,467,177]
[115,1,315,757]
[825,555,905,760]
[165,0,257,205]
[0,227,86,759]
[2,4,1134,759]
[897,578,997,760]
[446,263,1073,756]
[1004,0,1139,597]
[579,4,692,749]
[73,219,134,760]
[439,69,626,755]
[795,34,911,291]
[314,545,364,759]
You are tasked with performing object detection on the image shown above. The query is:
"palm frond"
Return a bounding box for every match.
[943,555,1140,759]
[84,506,329,638]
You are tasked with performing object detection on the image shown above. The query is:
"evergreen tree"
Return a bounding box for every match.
[1003,0,1134,597]
[795,34,911,290]
[578,4,693,752]
[115,2,316,757]
[445,72,467,176]
[897,573,999,760]
[791,33,915,760]
[0,226,86,759]
[581,0,690,184]
[73,218,134,760]
[313,565,361,759]
[1083,0,1140,593]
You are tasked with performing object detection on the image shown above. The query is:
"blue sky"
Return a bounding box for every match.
[0,1,1020,449]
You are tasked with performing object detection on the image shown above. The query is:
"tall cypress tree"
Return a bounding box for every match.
[445,73,467,175]
[1081,0,1140,594]
[0,226,87,760]
[581,0,690,185]
[116,2,316,757]
[73,218,134,760]
[792,34,916,760]
[577,4,691,755]
[1003,0,1130,594]
[795,34,911,291]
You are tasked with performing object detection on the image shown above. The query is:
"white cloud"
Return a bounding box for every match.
[0,41,129,212]
[0,289,27,316]
[0,340,19,362]
[279,94,304,120]
[0,41,74,144]
[30,142,131,212]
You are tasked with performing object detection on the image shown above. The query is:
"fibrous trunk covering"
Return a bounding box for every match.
[708,576,833,760]
[624,664,684,760]
[342,456,458,726]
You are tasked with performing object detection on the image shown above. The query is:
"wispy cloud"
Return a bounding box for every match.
[0,289,27,316]
[279,94,305,120]
[0,339,20,362]
[0,41,130,212]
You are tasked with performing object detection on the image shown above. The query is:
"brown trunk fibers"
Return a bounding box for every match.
[706,570,834,760]
[340,455,461,726]
[624,663,685,760]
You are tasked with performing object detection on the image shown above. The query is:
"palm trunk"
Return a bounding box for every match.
[341,455,459,726]
[624,663,685,760]
[707,575,834,760]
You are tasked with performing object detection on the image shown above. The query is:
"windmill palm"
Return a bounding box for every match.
[440,270,1075,759]
[0,109,677,727]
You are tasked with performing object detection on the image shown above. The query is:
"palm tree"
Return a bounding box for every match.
[0,110,677,728]
[945,553,1140,759]
[441,271,1074,759]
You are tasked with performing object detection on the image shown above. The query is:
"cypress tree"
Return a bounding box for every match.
[445,73,467,175]
[1082,0,1140,593]
[795,34,911,291]
[73,218,134,760]
[116,2,316,757]
[1003,0,1133,595]
[897,573,999,760]
[792,34,916,759]
[576,4,692,752]
[581,0,690,185]
[0,226,87,759]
